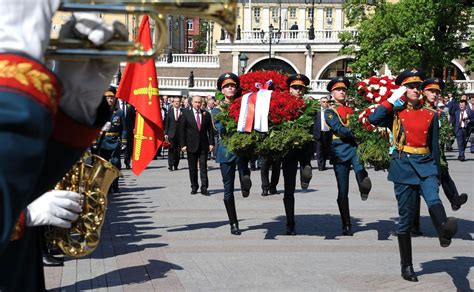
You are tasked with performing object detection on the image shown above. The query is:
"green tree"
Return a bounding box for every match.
[340,0,471,76]
[193,21,208,54]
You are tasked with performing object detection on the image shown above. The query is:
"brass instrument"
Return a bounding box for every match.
[47,153,121,257]
[47,0,236,61]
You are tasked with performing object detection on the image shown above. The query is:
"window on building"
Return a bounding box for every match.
[187,19,193,30]
[254,7,260,22]
[325,7,333,24]
[321,59,354,79]
[271,7,279,19]
[307,7,314,19]
[236,7,240,18]
[289,7,296,18]
[187,39,193,49]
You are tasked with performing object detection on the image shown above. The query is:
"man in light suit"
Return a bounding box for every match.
[180,96,215,195]
[165,96,183,171]
[313,96,332,171]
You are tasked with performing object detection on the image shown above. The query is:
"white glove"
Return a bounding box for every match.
[387,86,407,106]
[55,13,128,126]
[26,190,82,228]
[102,121,112,132]
[0,0,60,61]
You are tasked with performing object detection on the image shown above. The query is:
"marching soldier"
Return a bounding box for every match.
[324,77,372,236]
[212,73,252,235]
[287,74,313,190]
[408,78,469,235]
[279,74,313,235]
[368,69,458,282]
[99,87,127,193]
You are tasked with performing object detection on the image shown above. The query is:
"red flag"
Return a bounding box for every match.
[117,16,164,175]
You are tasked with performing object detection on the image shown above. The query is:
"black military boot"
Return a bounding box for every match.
[283,197,296,235]
[451,193,468,211]
[337,198,353,236]
[429,204,457,247]
[398,233,418,282]
[224,199,241,235]
[300,165,312,190]
[412,196,423,237]
[355,170,371,201]
[241,175,252,198]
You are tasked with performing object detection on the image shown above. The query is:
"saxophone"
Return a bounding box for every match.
[47,153,121,257]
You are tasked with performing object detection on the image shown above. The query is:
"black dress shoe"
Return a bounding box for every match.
[190,190,197,195]
[168,166,173,171]
[269,188,279,195]
[201,189,210,196]
[411,228,423,237]
[174,166,179,170]
[230,223,241,235]
[458,156,465,162]
[42,253,64,267]
[261,190,269,196]
[125,164,131,169]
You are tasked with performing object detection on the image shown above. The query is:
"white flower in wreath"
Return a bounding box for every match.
[379,86,387,96]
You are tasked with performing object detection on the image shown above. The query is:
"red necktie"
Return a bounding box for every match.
[195,110,201,130]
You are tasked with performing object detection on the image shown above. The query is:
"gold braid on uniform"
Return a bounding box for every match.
[391,111,405,152]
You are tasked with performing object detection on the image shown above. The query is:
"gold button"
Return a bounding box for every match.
[424,131,427,134]
[402,119,405,122]
[407,142,410,145]
[406,131,409,133]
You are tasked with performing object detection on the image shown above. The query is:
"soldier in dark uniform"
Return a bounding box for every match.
[287,74,313,190]
[324,77,372,236]
[368,69,458,282]
[408,78,469,235]
[212,73,252,235]
[278,74,313,235]
[99,87,127,193]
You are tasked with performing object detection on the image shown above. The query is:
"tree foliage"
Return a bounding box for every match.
[340,0,471,76]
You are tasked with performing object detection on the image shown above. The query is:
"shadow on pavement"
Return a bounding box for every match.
[53,259,183,290]
[165,220,230,232]
[418,256,474,291]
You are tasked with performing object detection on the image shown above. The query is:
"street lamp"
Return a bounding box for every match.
[260,24,281,66]
[239,52,249,74]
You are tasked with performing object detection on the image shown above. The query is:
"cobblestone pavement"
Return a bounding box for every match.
[45,151,473,291]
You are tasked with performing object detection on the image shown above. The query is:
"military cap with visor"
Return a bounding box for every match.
[217,72,240,91]
[421,78,445,92]
[326,76,350,92]
[286,74,310,88]
[395,68,425,86]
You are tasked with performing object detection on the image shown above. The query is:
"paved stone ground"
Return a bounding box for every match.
[45,151,473,291]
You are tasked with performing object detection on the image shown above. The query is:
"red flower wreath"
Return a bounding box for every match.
[357,75,399,104]
[228,71,306,125]
[357,104,380,131]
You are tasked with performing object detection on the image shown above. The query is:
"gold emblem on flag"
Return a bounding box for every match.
[133,113,153,161]
[133,77,159,105]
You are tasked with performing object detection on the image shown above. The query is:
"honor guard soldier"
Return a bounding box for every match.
[212,73,252,235]
[277,74,313,235]
[99,86,127,193]
[369,69,458,282]
[421,78,468,209]
[0,3,127,290]
[287,74,313,190]
[325,77,372,236]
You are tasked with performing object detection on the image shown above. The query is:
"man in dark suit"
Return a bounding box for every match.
[122,100,136,169]
[313,96,332,171]
[180,96,215,195]
[165,96,182,171]
[454,98,469,161]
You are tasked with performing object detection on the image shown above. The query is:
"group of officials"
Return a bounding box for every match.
[0,3,471,290]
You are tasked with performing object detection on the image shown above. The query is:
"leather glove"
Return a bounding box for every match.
[102,121,112,132]
[26,190,82,228]
[54,13,128,126]
[387,86,406,107]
